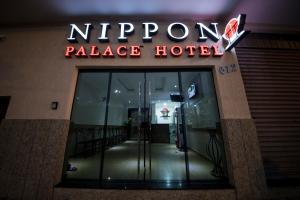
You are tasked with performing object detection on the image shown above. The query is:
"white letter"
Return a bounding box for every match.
[98,23,111,42]
[143,22,158,42]
[196,23,220,42]
[67,23,92,43]
[167,23,189,42]
[118,23,134,42]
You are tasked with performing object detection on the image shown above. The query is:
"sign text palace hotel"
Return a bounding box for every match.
[65,14,249,58]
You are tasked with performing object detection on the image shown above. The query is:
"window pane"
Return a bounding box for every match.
[147,72,186,182]
[61,70,229,187]
[102,73,144,181]
[63,72,109,180]
[181,71,227,180]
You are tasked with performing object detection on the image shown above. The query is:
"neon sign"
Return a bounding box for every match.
[65,14,249,58]
[222,14,250,51]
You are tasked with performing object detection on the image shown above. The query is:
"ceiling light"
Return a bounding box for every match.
[114,89,121,94]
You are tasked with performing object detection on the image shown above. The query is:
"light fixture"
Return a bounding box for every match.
[114,89,121,94]
[51,101,58,110]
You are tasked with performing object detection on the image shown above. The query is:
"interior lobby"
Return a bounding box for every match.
[63,70,226,187]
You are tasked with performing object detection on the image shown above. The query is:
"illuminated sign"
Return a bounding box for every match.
[66,22,222,43]
[65,14,249,58]
[188,84,197,99]
[222,14,250,51]
[64,45,224,58]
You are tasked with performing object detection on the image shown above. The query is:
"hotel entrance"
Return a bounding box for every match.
[102,71,186,184]
[62,69,227,188]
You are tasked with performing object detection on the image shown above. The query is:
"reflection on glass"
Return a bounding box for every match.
[63,72,109,180]
[102,73,145,181]
[147,72,186,181]
[181,71,227,180]
[62,70,228,186]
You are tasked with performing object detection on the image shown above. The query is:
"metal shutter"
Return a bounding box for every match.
[236,46,300,181]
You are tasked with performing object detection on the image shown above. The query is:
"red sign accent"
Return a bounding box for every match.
[212,45,224,57]
[155,45,167,58]
[224,18,239,40]
[102,46,114,57]
[65,46,75,57]
[170,46,183,57]
[199,45,211,57]
[130,46,141,57]
[75,46,88,57]
[64,44,224,58]
[90,46,100,57]
[185,46,196,57]
[116,46,127,57]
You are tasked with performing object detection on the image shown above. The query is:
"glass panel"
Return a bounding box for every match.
[63,72,109,180]
[147,72,186,182]
[62,70,228,187]
[181,71,227,180]
[102,73,145,181]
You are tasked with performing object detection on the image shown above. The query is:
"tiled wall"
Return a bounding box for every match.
[0,119,69,200]
[1,118,299,199]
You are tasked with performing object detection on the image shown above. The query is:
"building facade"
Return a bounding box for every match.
[0,17,299,200]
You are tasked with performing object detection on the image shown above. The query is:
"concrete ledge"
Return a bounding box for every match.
[53,187,237,200]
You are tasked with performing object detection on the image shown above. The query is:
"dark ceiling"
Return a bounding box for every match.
[0,0,299,32]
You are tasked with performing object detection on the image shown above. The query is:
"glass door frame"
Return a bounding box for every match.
[60,68,229,189]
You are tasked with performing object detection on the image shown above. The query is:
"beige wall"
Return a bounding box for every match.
[0,20,251,120]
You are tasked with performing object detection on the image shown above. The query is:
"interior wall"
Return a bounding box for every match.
[72,103,127,126]
[72,104,106,125]
[186,129,211,159]
[181,71,220,159]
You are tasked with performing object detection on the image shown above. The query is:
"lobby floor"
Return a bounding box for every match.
[67,140,217,181]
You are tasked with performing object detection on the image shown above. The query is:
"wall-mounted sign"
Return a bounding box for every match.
[160,107,170,118]
[64,44,224,58]
[222,14,250,51]
[188,84,197,99]
[64,14,249,59]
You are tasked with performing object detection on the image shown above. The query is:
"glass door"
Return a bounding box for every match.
[146,72,187,183]
[101,72,188,184]
[62,69,227,188]
[102,72,145,182]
